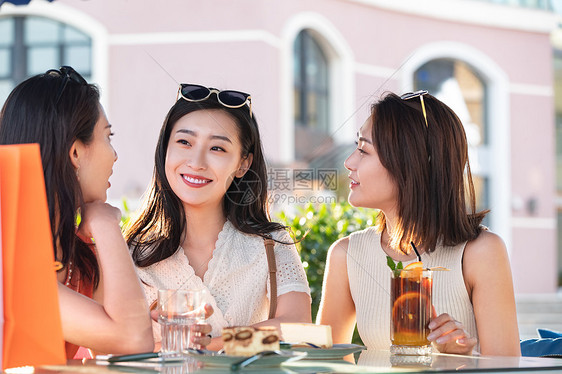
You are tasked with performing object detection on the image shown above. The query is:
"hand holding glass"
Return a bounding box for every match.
[158,289,206,355]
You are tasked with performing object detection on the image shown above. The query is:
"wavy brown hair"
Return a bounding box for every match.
[371,92,488,253]
[125,95,285,267]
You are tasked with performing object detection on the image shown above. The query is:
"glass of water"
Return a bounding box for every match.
[158,289,206,356]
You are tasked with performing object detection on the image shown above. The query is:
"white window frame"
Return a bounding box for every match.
[1,0,109,111]
[281,12,355,163]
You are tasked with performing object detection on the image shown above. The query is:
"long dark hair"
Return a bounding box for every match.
[371,92,488,253]
[0,71,101,287]
[126,95,284,267]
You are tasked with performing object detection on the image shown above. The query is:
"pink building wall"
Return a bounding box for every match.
[2,0,556,294]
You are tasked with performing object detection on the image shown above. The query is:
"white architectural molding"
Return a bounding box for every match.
[281,12,356,163]
[110,30,281,48]
[400,41,512,251]
[354,62,398,79]
[349,0,556,33]
[511,217,557,229]
[0,0,109,112]
[510,83,554,97]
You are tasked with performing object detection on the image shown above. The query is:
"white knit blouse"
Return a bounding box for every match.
[134,220,311,339]
[347,226,479,354]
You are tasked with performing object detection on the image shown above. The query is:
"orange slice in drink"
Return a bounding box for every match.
[391,291,431,341]
[404,261,423,270]
[392,292,422,316]
[400,261,423,278]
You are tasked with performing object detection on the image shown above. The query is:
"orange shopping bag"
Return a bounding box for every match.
[0,144,66,369]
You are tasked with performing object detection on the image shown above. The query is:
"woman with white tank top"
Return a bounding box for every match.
[317,91,520,357]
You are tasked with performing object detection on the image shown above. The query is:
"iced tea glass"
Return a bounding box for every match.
[390,268,433,355]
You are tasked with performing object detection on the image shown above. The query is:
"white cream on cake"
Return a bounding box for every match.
[222,326,280,356]
[280,323,333,348]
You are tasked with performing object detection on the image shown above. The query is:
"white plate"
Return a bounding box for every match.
[283,344,366,360]
[185,349,307,368]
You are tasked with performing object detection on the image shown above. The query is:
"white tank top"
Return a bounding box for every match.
[347,226,479,352]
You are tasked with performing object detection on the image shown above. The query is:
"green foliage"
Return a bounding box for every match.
[386,255,397,270]
[276,200,378,345]
[386,256,403,278]
[120,197,133,227]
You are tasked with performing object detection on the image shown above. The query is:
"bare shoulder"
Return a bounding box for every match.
[327,236,350,262]
[463,230,510,285]
[464,230,508,263]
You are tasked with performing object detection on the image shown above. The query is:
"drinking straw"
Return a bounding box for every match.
[410,242,422,262]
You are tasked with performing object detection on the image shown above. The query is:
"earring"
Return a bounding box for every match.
[76,166,80,181]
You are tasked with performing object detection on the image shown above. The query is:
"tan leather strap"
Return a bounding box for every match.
[149,299,158,311]
[264,237,277,319]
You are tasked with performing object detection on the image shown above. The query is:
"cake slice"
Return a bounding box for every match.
[280,323,333,348]
[222,326,280,356]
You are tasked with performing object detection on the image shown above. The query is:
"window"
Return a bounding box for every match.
[0,16,92,105]
[414,59,490,222]
[293,29,330,160]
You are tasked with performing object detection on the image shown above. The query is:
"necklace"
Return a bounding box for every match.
[63,261,80,293]
[65,261,73,286]
[181,246,213,279]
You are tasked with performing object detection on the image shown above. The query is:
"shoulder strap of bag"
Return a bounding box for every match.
[264,236,277,319]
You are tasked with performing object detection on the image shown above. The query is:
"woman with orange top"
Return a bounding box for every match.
[0,67,154,358]
[317,91,520,356]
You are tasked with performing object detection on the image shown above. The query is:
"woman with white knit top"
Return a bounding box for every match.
[125,86,311,351]
[317,91,520,356]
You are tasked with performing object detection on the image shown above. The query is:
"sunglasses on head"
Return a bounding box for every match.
[401,89,431,162]
[45,66,88,105]
[400,90,429,128]
[177,84,252,117]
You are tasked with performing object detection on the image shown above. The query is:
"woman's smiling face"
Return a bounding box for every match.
[344,116,397,213]
[165,109,252,210]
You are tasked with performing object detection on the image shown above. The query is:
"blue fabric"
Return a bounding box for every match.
[1,0,54,5]
[538,328,562,339]
[521,329,562,357]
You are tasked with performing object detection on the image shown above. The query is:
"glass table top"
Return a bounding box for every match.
[31,350,562,374]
